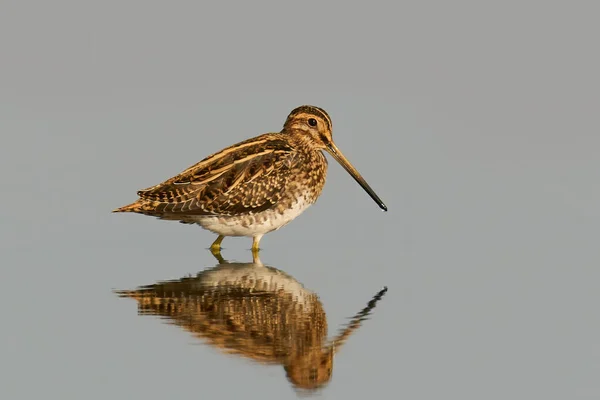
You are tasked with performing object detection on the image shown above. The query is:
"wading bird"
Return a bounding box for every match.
[114,105,387,254]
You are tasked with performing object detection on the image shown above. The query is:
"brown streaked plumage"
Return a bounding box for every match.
[115,255,387,391]
[113,105,387,253]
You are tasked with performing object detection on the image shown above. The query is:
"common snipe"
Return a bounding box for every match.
[113,105,387,253]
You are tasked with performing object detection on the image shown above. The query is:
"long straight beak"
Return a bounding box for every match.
[325,142,388,211]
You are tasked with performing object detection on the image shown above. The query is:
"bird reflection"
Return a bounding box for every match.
[115,253,387,391]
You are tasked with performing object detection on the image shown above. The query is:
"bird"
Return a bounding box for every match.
[113,105,387,254]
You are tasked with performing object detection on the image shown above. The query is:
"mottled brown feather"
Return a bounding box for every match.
[128,134,298,216]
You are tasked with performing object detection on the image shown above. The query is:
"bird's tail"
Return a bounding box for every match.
[112,200,151,213]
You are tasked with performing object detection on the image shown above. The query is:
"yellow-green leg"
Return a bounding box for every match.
[212,251,226,264]
[251,251,262,265]
[210,235,225,256]
[251,234,263,256]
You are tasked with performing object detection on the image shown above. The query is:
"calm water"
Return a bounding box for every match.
[2,2,599,399]
[115,253,388,393]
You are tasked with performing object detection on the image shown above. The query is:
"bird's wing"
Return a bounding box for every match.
[136,135,297,216]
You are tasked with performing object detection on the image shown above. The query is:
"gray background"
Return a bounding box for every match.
[1,1,599,399]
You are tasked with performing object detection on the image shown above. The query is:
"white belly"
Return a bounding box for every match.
[193,195,312,237]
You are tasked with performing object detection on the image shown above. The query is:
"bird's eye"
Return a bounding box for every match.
[308,118,318,127]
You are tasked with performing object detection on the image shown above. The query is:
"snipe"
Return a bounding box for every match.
[113,105,387,253]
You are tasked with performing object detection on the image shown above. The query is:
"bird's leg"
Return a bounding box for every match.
[210,235,225,258]
[211,250,226,264]
[251,251,262,265]
[251,234,263,257]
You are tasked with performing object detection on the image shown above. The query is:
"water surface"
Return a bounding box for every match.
[2,2,599,399]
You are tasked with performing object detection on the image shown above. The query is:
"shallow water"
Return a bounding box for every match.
[2,2,599,399]
[115,254,387,393]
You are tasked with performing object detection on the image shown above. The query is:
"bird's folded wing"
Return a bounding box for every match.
[136,135,296,216]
